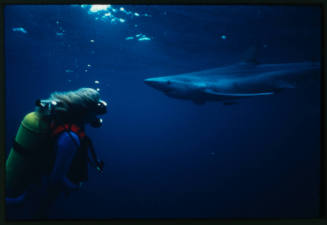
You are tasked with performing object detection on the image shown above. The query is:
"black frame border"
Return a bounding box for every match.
[0,0,326,225]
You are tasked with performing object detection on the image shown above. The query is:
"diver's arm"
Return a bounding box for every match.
[49,131,80,190]
[5,192,27,205]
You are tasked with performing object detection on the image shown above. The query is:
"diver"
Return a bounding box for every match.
[5,87,107,219]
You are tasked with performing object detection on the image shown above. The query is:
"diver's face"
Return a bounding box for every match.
[84,112,103,128]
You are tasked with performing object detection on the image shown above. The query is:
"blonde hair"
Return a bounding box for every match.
[39,87,100,121]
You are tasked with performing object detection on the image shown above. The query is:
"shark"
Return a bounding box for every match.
[144,53,320,105]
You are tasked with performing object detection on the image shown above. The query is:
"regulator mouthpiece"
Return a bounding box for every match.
[90,117,103,128]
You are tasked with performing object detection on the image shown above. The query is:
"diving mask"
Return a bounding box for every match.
[95,100,107,115]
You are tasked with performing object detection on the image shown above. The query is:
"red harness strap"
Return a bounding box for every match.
[51,124,86,140]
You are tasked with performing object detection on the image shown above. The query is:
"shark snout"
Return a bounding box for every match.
[144,78,158,86]
[144,77,172,93]
[144,77,165,89]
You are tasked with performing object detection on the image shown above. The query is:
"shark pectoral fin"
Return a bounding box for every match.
[204,89,274,97]
[277,81,296,89]
[192,99,206,105]
[223,102,238,106]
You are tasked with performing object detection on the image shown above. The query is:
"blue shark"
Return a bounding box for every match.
[144,60,320,105]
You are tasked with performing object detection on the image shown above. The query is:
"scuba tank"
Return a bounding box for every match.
[6,112,54,197]
[6,99,105,197]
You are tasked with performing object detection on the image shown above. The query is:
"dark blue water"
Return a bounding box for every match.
[5,5,321,219]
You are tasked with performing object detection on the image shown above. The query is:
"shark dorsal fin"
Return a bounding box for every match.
[240,46,258,65]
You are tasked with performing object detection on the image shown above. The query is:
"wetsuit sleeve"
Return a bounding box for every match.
[49,131,81,189]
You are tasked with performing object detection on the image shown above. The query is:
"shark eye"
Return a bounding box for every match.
[167,80,171,85]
